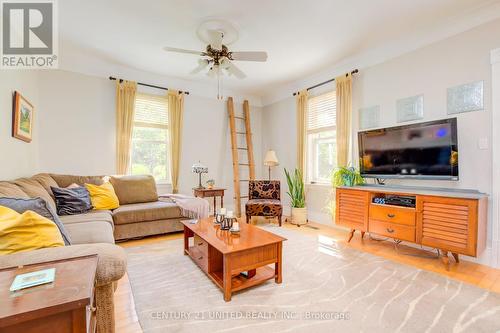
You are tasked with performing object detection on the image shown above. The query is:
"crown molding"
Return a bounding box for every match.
[261,1,500,106]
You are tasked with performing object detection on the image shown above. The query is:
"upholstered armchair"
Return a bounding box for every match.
[245,180,283,226]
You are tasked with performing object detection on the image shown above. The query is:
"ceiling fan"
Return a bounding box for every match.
[163,30,267,80]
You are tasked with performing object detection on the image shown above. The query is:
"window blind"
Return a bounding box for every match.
[307,91,336,132]
[134,93,168,126]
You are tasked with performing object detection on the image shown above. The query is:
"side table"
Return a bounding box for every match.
[193,188,226,216]
[0,255,98,333]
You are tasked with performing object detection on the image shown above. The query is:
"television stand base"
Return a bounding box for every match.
[375,178,386,185]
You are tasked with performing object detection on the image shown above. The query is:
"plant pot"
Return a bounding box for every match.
[291,207,308,226]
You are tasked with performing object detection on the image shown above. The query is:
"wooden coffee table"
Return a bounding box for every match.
[182,218,286,301]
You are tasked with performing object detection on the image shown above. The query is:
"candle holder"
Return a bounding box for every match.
[214,213,225,224]
[221,216,237,230]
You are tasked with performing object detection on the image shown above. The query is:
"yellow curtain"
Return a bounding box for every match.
[115,80,137,174]
[168,90,184,193]
[296,90,308,176]
[335,74,352,167]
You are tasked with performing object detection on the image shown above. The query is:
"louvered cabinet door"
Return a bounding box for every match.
[417,196,478,256]
[335,189,369,231]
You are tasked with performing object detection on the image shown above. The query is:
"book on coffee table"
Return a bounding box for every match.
[9,268,56,291]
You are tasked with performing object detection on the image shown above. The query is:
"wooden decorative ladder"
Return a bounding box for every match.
[227,97,255,217]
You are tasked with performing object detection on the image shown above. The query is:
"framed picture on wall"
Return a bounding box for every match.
[12,91,34,143]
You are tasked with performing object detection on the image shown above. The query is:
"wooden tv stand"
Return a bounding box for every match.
[335,185,488,269]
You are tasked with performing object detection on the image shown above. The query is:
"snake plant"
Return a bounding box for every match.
[284,168,306,208]
[332,166,364,187]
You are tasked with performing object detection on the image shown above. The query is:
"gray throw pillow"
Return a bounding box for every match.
[0,197,72,245]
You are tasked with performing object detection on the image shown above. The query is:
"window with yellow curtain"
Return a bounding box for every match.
[306,91,337,184]
[130,93,170,183]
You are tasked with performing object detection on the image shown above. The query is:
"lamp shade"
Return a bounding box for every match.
[264,150,279,167]
[192,162,208,174]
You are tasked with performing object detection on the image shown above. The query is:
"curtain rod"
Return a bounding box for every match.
[292,69,358,96]
[108,76,190,95]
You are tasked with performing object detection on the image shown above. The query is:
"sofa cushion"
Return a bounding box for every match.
[246,198,283,217]
[64,221,115,244]
[0,182,28,198]
[31,173,59,198]
[0,197,72,245]
[13,178,56,209]
[60,210,114,229]
[110,175,158,205]
[112,201,181,225]
[50,174,105,188]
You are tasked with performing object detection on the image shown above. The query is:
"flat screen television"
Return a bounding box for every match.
[358,118,458,180]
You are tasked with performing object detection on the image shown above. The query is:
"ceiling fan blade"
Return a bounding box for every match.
[207,30,223,50]
[222,60,246,79]
[190,59,210,75]
[229,51,268,62]
[207,65,220,78]
[163,46,206,56]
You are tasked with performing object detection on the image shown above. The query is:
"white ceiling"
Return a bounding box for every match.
[60,0,500,97]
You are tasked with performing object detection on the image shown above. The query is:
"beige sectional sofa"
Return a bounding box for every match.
[0,173,185,333]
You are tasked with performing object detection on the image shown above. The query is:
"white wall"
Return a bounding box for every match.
[32,70,261,213]
[262,19,500,254]
[37,71,116,175]
[0,71,40,179]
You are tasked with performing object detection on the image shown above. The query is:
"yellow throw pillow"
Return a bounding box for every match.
[0,206,64,255]
[85,182,120,210]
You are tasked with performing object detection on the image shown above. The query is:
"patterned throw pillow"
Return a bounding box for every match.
[51,186,93,216]
[0,197,72,245]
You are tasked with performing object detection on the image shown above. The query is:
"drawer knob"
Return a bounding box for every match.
[198,242,204,246]
[387,213,396,218]
[198,256,203,260]
[386,228,395,233]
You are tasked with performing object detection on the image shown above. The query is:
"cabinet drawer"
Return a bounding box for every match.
[190,246,208,272]
[194,234,208,255]
[369,205,416,226]
[369,220,415,242]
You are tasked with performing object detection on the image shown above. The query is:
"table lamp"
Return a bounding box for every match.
[192,161,208,189]
[264,150,279,180]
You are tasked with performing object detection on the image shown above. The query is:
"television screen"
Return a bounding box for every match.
[358,118,458,180]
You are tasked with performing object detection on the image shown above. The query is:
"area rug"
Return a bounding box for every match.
[125,225,500,333]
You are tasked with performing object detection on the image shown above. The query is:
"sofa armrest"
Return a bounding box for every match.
[0,243,127,287]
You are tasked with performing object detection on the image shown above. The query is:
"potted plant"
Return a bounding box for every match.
[284,168,307,226]
[332,166,364,187]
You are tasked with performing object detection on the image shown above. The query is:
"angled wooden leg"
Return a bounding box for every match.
[360,231,365,239]
[347,229,355,243]
[246,214,250,224]
[451,252,459,263]
[441,250,450,271]
[278,215,282,227]
[223,254,232,301]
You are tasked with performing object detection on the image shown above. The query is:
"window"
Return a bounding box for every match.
[306,91,337,184]
[131,93,170,183]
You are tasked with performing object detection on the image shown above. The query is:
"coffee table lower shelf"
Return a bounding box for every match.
[209,266,276,292]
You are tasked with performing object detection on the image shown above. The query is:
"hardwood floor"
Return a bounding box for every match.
[114,218,500,333]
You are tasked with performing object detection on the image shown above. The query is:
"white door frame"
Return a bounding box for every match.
[491,48,500,268]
